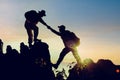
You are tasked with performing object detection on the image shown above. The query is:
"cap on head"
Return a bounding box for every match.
[58,25,66,30]
[38,10,46,16]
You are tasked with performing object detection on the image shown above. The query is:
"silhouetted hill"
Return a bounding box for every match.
[0,39,120,80]
[67,59,120,80]
[0,40,55,80]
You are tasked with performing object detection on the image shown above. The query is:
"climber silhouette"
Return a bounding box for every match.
[24,10,50,48]
[47,25,81,69]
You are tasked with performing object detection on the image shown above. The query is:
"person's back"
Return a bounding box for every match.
[60,30,80,48]
[25,10,39,24]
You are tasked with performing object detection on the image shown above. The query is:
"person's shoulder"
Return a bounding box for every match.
[65,30,70,32]
[65,30,73,34]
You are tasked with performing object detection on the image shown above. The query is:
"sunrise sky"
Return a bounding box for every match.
[0,0,120,70]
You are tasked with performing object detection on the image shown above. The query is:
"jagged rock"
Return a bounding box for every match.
[0,41,55,80]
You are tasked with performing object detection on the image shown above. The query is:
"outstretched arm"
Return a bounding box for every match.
[47,26,61,36]
[39,18,49,27]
